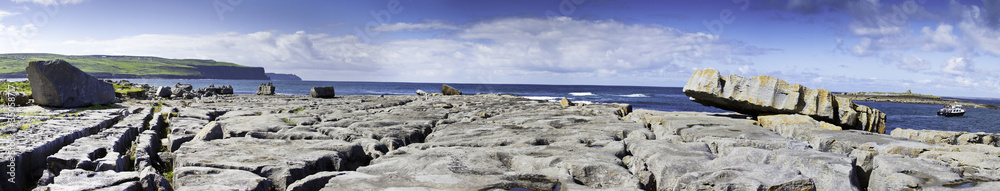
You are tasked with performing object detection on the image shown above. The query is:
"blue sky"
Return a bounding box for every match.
[0,0,999,98]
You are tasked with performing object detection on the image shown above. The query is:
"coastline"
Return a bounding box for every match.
[837,93,1000,109]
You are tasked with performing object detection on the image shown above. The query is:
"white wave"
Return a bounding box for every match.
[523,96,562,101]
[576,101,595,105]
[619,94,648,98]
[569,92,595,96]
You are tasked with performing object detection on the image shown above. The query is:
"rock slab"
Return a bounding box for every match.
[26,59,115,107]
[311,86,335,98]
[682,68,886,133]
[442,84,462,95]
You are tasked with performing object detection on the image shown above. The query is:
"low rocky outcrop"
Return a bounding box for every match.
[149,84,233,99]
[683,68,886,133]
[257,82,275,95]
[441,84,461,95]
[311,86,335,98]
[2,91,29,106]
[6,90,1000,190]
[26,59,116,108]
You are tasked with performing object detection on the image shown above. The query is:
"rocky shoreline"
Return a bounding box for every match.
[1,93,998,190]
[2,64,1000,190]
[837,94,1000,109]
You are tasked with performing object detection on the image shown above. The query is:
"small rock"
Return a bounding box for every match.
[560,97,573,108]
[139,166,172,191]
[193,121,224,141]
[311,86,335,98]
[441,84,461,95]
[415,89,427,96]
[2,91,29,106]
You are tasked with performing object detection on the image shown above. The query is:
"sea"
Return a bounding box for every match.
[119,79,1000,134]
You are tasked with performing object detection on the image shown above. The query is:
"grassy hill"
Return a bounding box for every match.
[0,53,265,79]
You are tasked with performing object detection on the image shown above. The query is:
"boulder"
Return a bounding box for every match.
[192,121,224,141]
[415,89,427,96]
[154,86,171,98]
[2,91,29,106]
[139,166,172,191]
[311,86,335,98]
[219,85,234,94]
[174,83,193,91]
[560,97,573,108]
[682,69,886,133]
[441,84,462,95]
[26,59,115,107]
[257,82,275,95]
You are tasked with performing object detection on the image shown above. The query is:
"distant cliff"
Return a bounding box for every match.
[0,53,269,80]
[265,73,302,81]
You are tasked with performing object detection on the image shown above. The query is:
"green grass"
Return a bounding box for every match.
[162,170,173,183]
[0,53,254,77]
[0,80,30,93]
[113,83,146,95]
[20,120,43,130]
[282,118,296,126]
[290,108,306,114]
[84,104,118,110]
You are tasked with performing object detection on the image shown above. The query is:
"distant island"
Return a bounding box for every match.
[0,53,270,80]
[837,90,1000,109]
[265,73,302,81]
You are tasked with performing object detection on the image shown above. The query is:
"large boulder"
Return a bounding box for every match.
[26,59,116,107]
[441,84,462,95]
[311,86,335,98]
[257,82,275,95]
[682,69,886,133]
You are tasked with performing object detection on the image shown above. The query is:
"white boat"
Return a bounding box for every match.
[937,105,966,117]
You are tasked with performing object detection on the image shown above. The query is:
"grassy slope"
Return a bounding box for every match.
[0,53,251,76]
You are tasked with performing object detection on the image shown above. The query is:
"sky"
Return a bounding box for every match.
[0,0,998,98]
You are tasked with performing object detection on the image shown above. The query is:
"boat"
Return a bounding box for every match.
[937,105,966,117]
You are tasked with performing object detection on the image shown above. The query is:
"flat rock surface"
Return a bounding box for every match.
[4,94,1000,190]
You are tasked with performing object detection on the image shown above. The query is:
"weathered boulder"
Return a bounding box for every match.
[560,97,573,108]
[682,68,886,133]
[26,59,115,107]
[415,89,428,96]
[441,84,462,95]
[139,166,172,191]
[2,91,29,106]
[257,82,275,95]
[192,121,224,141]
[311,86,335,98]
[154,86,171,98]
[219,85,234,94]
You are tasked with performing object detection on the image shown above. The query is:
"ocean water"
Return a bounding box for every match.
[120,79,1000,134]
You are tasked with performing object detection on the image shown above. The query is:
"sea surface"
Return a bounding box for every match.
[121,79,1000,134]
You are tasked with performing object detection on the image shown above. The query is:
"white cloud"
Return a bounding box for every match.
[11,0,86,6]
[0,10,17,20]
[942,56,973,75]
[37,17,767,84]
[375,20,459,31]
[881,52,929,72]
[954,2,1000,56]
[920,24,959,52]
